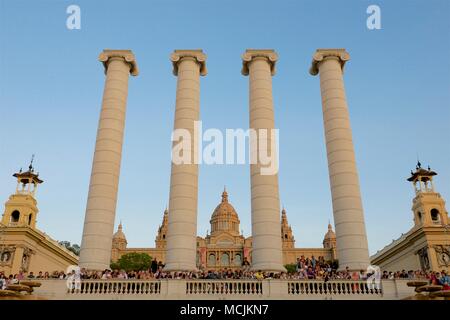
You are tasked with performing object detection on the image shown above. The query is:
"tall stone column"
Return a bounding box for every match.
[164,50,207,272]
[79,50,138,270]
[310,49,370,271]
[242,49,285,272]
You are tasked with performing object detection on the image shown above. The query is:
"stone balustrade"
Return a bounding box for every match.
[73,280,161,295]
[287,280,381,296]
[185,280,263,296]
[33,279,415,300]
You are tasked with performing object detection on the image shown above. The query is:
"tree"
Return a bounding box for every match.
[284,263,297,274]
[110,253,152,272]
[58,241,80,256]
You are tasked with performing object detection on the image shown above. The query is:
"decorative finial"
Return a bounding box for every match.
[411,170,414,175]
[417,160,421,169]
[19,167,22,173]
[118,220,123,231]
[428,165,431,171]
[222,187,228,202]
[29,154,35,171]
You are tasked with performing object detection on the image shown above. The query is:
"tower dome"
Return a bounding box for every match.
[323,222,336,249]
[112,222,127,250]
[210,188,240,235]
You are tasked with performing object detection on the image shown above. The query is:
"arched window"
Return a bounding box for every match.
[208,253,216,266]
[234,253,242,266]
[162,234,165,239]
[284,234,288,239]
[431,209,441,224]
[28,214,32,225]
[221,252,229,266]
[11,210,20,223]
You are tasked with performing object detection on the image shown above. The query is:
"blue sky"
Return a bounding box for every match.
[0,0,449,255]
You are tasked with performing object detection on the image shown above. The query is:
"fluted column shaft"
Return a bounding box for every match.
[310,49,370,271]
[242,50,285,272]
[79,50,138,270]
[164,50,207,272]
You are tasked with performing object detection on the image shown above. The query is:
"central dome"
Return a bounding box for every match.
[210,188,240,235]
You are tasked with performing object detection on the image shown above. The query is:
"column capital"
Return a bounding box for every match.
[309,48,350,76]
[170,49,207,76]
[241,49,278,76]
[99,49,139,76]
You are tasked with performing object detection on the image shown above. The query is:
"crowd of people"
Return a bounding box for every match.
[1,255,449,291]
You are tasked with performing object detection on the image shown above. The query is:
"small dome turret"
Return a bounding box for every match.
[323,222,336,249]
[112,222,127,250]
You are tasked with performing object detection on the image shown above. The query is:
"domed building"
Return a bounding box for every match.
[196,188,251,270]
[111,188,337,270]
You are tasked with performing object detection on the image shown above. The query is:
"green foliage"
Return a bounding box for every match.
[284,263,297,274]
[59,241,80,256]
[110,262,120,270]
[110,253,152,271]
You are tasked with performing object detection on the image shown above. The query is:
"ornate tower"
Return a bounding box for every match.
[323,222,337,249]
[372,162,450,273]
[408,162,449,227]
[280,208,295,249]
[111,222,127,262]
[323,222,337,262]
[155,208,169,249]
[112,222,127,250]
[1,159,43,229]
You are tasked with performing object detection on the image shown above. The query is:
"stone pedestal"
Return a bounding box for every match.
[164,50,207,272]
[310,48,370,271]
[79,50,138,270]
[242,49,285,272]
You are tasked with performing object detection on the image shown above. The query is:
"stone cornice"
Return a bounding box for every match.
[309,48,350,76]
[241,49,278,76]
[1,226,78,263]
[370,225,449,263]
[99,49,139,76]
[170,49,207,76]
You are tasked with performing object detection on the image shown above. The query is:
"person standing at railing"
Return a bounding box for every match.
[439,271,450,290]
[311,256,317,270]
[150,258,158,273]
[0,274,6,290]
[255,270,264,280]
